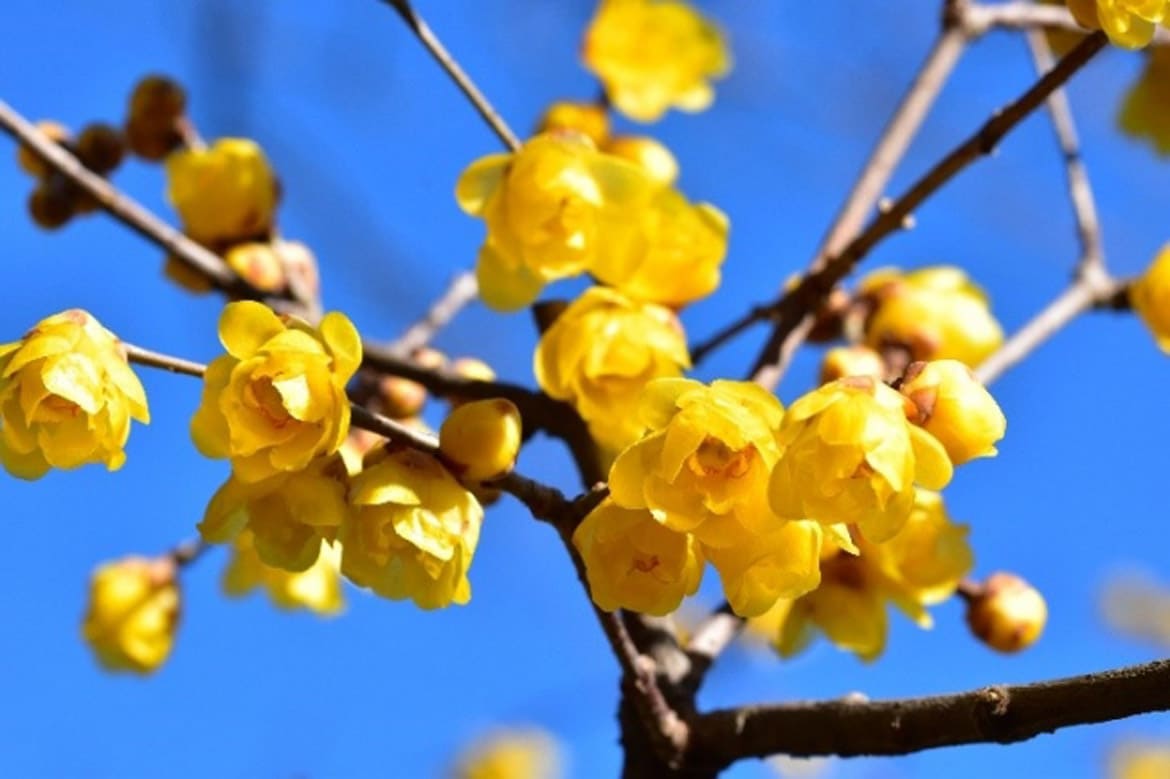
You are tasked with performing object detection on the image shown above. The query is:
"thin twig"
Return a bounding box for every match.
[690,658,1170,762]
[170,538,209,567]
[379,0,521,151]
[749,31,1108,389]
[121,343,206,377]
[1024,28,1104,276]
[388,270,479,355]
[967,1,1170,44]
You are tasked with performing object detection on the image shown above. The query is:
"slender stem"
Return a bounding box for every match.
[0,100,253,297]
[389,271,479,356]
[749,31,1108,389]
[691,658,1170,762]
[968,1,1170,44]
[379,0,521,151]
[171,538,209,567]
[121,343,206,377]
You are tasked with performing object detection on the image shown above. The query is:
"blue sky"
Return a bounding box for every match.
[1,2,1169,777]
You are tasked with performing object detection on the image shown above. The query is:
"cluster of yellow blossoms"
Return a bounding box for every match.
[1068,0,1169,49]
[573,358,1004,659]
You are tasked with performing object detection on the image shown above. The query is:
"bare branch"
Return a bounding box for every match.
[379,0,521,151]
[968,2,1170,45]
[691,658,1170,762]
[388,270,479,355]
[749,31,1108,389]
[121,343,206,378]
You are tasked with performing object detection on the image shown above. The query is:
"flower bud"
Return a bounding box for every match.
[378,376,428,419]
[451,356,496,383]
[965,572,1047,653]
[81,555,180,674]
[17,120,69,178]
[602,135,679,186]
[439,398,523,482]
[537,100,610,146]
[819,345,885,385]
[27,181,75,230]
[125,75,186,161]
[76,123,126,175]
[224,242,287,293]
[899,360,1005,465]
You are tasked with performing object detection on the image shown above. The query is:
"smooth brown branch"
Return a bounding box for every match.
[691,658,1170,762]
[749,31,1108,390]
[379,0,521,151]
[681,601,741,691]
[1024,29,1104,276]
[121,343,207,378]
[0,100,254,298]
[388,270,479,356]
[974,274,1126,386]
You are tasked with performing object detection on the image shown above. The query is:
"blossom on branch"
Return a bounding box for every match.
[190,301,361,483]
[1067,0,1169,49]
[165,138,279,245]
[0,309,149,479]
[1120,48,1170,155]
[81,555,180,674]
[583,0,731,123]
[222,531,344,616]
[899,360,1006,466]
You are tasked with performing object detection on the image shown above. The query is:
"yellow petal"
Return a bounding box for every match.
[455,154,510,214]
[219,301,286,359]
[319,311,362,380]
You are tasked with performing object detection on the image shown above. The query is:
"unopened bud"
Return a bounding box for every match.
[900,360,1005,465]
[378,376,428,419]
[965,572,1046,653]
[224,242,287,293]
[537,101,610,146]
[17,120,70,178]
[439,398,522,482]
[819,345,885,385]
[76,123,126,175]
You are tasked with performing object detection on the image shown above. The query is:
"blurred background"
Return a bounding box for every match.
[1,1,1168,777]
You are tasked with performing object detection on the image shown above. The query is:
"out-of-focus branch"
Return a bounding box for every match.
[170,538,209,567]
[690,658,1170,762]
[966,2,1170,44]
[748,30,1108,389]
[378,0,521,151]
[387,270,478,355]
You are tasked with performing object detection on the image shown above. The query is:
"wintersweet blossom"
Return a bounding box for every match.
[0,309,149,479]
[769,376,953,542]
[1067,0,1169,49]
[1120,48,1170,155]
[222,531,344,616]
[81,556,180,674]
[190,301,361,483]
[165,138,279,245]
[438,398,522,482]
[341,447,483,609]
[583,0,731,122]
[534,287,689,451]
[1130,244,1170,352]
[573,499,704,615]
[455,132,655,310]
[899,360,1006,466]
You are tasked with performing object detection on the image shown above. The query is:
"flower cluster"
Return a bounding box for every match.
[81,556,180,674]
[0,309,149,480]
[1068,0,1169,49]
[166,138,278,247]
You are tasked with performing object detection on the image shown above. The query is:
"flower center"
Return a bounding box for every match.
[686,437,753,479]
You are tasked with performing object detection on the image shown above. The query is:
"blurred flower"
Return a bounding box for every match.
[341,447,482,609]
[452,727,563,779]
[1067,0,1168,49]
[190,301,361,483]
[602,135,679,187]
[536,100,610,146]
[1102,574,1170,646]
[1131,243,1170,352]
[534,287,689,451]
[769,377,952,543]
[818,345,886,385]
[899,360,1006,466]
[583,0,731,122]
[455,132,655,310]
[1120,48,1170,154]
[199,452,350,572]
[573,499,704,615]
[165,138,278,245]
[861,266,1003,367]
[0,309,149,479]
[81,556,179,674]
[222,531,344,616]
[1110,742,1170,779]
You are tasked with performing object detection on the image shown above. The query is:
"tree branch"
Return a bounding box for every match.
[691,658,1170,762]
[967,2,1170,44]
[378,0,521,151]
[748,30,1108,389]
[387,270,478,356]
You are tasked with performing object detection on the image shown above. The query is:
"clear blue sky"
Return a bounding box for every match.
[1,2,1168,777]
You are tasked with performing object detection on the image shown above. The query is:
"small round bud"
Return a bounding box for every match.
[17,120,70,178]
[537,101,610,146]
[378,376,428,419]
[129,75,187,126]
[602,135,679,186]
[413,347,447,371]
[819,345,885,385]
[124,116,181,161]
[439,398,522,482]
[451,357,496,383]
[224,242,287,293]
[900,360,1005,465]
[76,123,126,175]
[27,181,75,229]
[162,254,214,294]
[965,572,1047,653]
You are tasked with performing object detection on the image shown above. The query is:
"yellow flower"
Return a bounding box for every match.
[965,572,1047,653]
[0,309,149,480]
[199,452,350,572]
[456,132,655,310]
[704,519,823,617]
[769,377,953,542]
[900,360,1006,466]
[535,287,690,451]
[536,101,610,146]
[1131,243,1170,352]
[81,556,180,674]
[760,491,972,660]
[222,531,344,616]
[583,0,731,122]
[573,499,704,615]
[165,138,279,245]
[224,242,287,293]
[601,135,679,186]
[1067,0,1168,48]
[190,301,361,483]
[862,266,1003,367]
[341,447,483,609]
[609,378,786,548]
[453,728,563,779]
[591,188,728,308]
[1110,743,1170,779]
[439,398,523,482]
[818,345,886,385]
[1121,48,1170,155]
